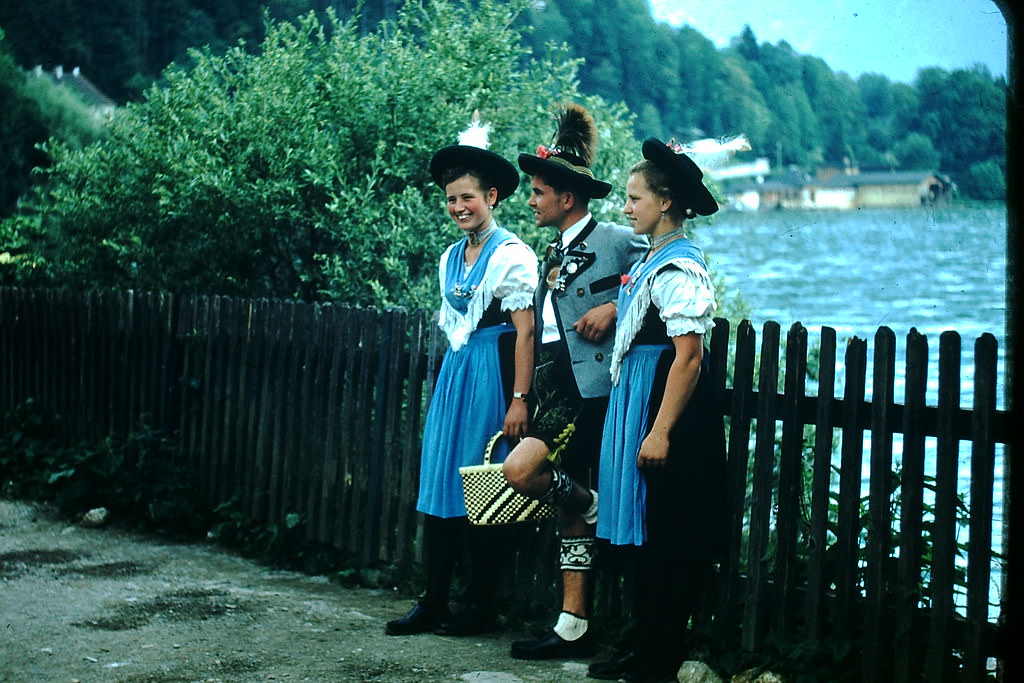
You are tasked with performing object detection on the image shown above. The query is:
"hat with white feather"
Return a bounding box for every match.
[429,116,519,201]
[641,137,720,216]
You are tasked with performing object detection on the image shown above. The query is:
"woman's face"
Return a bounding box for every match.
[623,172,669,236]
[445,174,497,234]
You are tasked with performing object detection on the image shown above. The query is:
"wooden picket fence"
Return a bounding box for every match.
[0,287,1008,680]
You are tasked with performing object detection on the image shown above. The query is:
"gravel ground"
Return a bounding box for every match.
[1,499,607,683]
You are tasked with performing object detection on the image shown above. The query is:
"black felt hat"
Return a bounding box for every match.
[641,137,719,216]
[518,103,612,199]
[429,144,519,202]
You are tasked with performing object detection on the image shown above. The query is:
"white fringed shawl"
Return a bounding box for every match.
[609,243,716,385]
[437,236,537,351]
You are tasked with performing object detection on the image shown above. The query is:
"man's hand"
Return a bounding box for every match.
[503,399,529,439]
[572,301,616,342]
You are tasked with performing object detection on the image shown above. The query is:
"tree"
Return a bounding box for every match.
[0,28,48,217]
[2,0,638,308]
[892,132,940,171]
[959,160,1005,201]
[924,66,1005,174]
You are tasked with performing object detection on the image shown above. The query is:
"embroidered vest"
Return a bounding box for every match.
[443,226,515,314]
[609,237,709,384]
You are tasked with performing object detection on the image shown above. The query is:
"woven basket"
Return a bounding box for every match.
[459,431,559,525]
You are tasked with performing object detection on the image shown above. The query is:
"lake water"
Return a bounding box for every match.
[697,205,1008,617]
[699,205,1007,400]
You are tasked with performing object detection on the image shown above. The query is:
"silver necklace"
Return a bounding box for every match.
[466,222,497,247]
[649,227,686,251]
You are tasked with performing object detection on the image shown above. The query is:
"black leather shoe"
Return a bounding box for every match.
[434,604,498,636]
[588,649,640,679]
[385,603,447,636]
[510,628,596,660]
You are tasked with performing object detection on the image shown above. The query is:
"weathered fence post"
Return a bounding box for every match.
[742,321,780,650]
[805,325,837,639]
[894,328,928,682]
[863,326,896,683]
[773,322,807,636]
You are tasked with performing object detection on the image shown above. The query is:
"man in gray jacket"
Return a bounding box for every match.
[503,103,646,660]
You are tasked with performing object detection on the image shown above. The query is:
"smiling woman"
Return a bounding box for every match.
[386,119,538,639]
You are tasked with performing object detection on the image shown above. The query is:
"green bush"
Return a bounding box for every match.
[2,0,638,308]
[0,398,206,536]
[958,159,1006,201]
[0,28,48,218]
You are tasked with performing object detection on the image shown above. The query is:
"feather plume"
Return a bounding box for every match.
[552,103,599,166]
[678,134,751,169]
[457,111,491,149]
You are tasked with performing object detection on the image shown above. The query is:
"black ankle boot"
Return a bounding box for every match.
[385,602,448,635]
[434,603,498,636]
[588,649,640,679]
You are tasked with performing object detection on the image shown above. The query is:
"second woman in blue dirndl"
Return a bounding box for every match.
[590,138,729,683]
[385,121,537,638]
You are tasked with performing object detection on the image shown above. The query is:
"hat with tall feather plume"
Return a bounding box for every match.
[430,114,519,201]
[518,103,612,199]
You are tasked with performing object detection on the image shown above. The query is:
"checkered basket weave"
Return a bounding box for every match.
[459,431,559,525]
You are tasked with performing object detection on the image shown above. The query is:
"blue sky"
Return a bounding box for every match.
[647,0,1008,83]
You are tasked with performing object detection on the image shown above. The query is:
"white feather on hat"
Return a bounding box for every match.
[457,112,491,149]
[677,135,751,169]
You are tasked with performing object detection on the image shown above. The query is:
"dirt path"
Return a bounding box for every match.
[1,500,600,682]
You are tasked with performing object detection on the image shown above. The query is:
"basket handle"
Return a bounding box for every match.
[482,430,505,465]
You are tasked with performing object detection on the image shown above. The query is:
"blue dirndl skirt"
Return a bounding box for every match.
[415,323,512,518]
[596,344,671,546]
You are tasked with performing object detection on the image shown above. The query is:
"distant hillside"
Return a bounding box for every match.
[0,0,1006,196]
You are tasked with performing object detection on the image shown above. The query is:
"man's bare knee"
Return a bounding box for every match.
[502,437,549,491]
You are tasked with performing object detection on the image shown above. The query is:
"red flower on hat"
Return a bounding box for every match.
[536,144,560,159]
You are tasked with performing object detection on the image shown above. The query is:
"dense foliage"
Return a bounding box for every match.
[0,399,206,536]
[1,1,642,306]
[1,1,1008,178]
[0,28,48,217]
[0,0,1008,302]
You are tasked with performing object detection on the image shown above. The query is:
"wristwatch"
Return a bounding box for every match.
[512,391,528,401]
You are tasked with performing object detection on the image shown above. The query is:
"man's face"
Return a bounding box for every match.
[527,176,570,230]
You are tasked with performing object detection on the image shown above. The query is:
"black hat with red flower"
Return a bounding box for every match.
[518,103,612,199]
[641,137,719,216]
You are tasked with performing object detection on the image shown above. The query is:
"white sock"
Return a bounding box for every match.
[552,611,588,641]
[582,489,598,525]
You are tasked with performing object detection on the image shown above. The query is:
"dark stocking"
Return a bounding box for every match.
[422,515,463,610]
[465,523,518,612]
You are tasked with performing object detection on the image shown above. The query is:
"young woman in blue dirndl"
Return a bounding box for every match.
[386,123,537,638]
[590,139,728,683]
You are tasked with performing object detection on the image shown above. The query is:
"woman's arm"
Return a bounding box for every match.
[636,332,703,468]
[503,307,535,439]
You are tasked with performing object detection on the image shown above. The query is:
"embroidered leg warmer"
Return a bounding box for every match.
[559,536,597,572]
[537,466,575,507]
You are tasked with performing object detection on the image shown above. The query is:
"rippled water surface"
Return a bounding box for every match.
[699,206,1008,406]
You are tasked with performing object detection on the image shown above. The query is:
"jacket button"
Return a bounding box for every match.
[576,287,585,296]
[594,352,604,361]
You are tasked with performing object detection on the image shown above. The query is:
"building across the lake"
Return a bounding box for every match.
[713,160,954,211]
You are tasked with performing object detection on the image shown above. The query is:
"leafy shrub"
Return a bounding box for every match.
[3,0,638,309]
[0,398,206,536]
